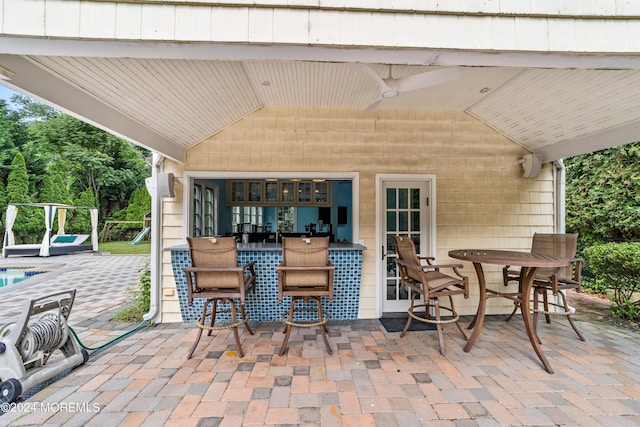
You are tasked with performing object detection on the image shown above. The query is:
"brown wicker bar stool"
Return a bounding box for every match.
[392,235,469,355]
[277,237,334,356]
[503,233,585,341]
[183,237,256,358]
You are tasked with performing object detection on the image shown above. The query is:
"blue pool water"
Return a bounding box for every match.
[0,268,42,288]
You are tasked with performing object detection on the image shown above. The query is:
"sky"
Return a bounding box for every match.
[0,85,19,109]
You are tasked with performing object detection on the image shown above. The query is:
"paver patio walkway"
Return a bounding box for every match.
[1,253,640,426]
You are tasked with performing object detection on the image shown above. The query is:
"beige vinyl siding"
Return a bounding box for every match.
[159,107,553,322]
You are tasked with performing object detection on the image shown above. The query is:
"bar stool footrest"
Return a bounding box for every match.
[408,303,460,325]
[197,309,249,331]
[282,308,330,328]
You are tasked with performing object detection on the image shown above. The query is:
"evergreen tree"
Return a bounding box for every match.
[122,187,151,230]
[7,152,30,204]
[6,152,42,242]
[53,174,72,205]
[39,175,56,203]
[0,178,6,231]
[68,188,97,234]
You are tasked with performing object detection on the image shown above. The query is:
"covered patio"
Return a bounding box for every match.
[1,257,638,426]
[3,1,640,325]
[2,2,640,424]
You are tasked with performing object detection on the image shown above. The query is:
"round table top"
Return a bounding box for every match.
[448,249,569,268]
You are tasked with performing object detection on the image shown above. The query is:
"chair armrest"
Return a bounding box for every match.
[398,258,467,281]
[183,266,243,273]
[569,257,583,283]
[426,262,464,270]
[422,262,465,277]
[502,264,522,285]
[240,261,256,277]
[436,264,467,281]
[418,256,436,265]
[277,265,335,272]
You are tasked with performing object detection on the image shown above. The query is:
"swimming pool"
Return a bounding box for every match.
[0,268,43,288]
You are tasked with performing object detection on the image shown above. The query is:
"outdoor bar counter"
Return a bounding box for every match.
[166,242,366,323]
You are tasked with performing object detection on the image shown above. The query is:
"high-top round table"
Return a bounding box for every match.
[448,249,570,374]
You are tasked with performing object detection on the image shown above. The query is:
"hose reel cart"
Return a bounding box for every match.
[0,289,88,404]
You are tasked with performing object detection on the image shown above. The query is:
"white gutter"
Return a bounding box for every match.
[143,152,163,323]
[553,159,566,233]
[552,159,573,313]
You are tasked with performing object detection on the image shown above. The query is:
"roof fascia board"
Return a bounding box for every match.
[3,37,640,71]
[537,120,640,162]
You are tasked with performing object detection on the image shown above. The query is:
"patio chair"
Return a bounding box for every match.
[277,237,334,356]
[392,235,469,355]
[503,233,585,341]
[183,237,256,358]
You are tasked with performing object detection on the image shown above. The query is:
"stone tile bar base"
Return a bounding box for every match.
[168,243,364,322]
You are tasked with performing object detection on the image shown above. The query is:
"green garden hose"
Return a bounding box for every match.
[68,320,149,351]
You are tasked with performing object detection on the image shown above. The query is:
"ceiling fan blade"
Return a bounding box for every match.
[363,99,383,112]
[390,67,461,93]
[352,64,393,94]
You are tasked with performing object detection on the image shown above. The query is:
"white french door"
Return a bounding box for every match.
[379,178,434,313]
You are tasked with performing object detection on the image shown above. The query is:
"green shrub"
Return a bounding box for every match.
[584,242,640,320]
[579,276,610,295]
[111,262,151,323]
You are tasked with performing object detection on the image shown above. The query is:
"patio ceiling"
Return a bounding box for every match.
[2,47,640,163]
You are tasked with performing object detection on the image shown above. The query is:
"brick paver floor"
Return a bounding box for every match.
[1,253,640,426]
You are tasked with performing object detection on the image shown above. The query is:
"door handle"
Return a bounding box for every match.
[382,245,389,261]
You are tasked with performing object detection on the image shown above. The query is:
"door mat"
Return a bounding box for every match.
[379,315,437,333]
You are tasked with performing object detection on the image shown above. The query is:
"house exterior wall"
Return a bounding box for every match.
[159,107,554,322]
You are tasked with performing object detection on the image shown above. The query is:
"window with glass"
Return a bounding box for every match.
[193,184,202,237]
[204,187,215,236]
[277,207,295,232]
[231,206,264,232]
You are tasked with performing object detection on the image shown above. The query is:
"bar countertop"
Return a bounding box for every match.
[165,242,367,251]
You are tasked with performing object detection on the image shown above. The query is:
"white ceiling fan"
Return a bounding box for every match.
[354,64,462,112]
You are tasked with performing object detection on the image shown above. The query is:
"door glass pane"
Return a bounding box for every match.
[399,211,408,232]
[411,188,420,209]
[399,285,409,300]
[386,188,396,209]
[412,234,420,251]
[398,188,408,209]
[387,234,396,252]
[411,211,420,232]
[386,279,397,300]
[386,212,396,232]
